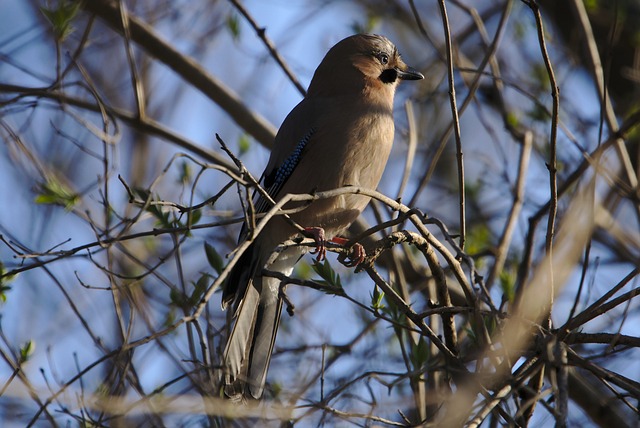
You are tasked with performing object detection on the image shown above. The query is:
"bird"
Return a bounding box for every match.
[221,33,423,401]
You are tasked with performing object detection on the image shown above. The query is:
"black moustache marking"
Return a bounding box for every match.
[380,69,398,84]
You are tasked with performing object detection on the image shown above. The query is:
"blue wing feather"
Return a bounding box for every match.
[255,128,316,214]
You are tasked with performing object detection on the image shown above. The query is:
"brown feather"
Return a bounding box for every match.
[222,34,423,400]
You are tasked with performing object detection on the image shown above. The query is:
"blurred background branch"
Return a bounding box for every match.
[0,0,639,426]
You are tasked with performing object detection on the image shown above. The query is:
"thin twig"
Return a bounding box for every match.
[435,0,466,250]
[396,100,418,201]
[228,0,306,96]
[486,131,532,289]
[82,0,277,147]
[527,0,560,313]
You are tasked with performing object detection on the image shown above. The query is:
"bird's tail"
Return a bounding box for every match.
[222,247,284,401]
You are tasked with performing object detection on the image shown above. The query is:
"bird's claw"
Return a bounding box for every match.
[333,237,366,267]
[303,227,326,262]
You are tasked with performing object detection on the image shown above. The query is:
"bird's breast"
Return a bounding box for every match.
[340,110,395,189]
[281,106,395,235]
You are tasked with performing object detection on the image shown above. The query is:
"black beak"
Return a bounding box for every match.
[396,65,424,81]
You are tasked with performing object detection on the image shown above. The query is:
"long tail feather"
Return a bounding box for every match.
[222,244,301,400]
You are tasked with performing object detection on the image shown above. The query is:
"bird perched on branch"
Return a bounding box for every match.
[221,34,423,400]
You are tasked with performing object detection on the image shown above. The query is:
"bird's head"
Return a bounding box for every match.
[307,34,423,101]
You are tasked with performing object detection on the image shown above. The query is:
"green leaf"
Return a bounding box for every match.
[226,14,241,40]
[531,63,550,89]
[187,208,202,226]
[34,178,79,210]
[132,188,174,228]
[0,285,11,303]
[178,160,191,185]
[584,0,599,13]
[370,285,385,310]
[465,326,478,346]
[295,261,313,280]
[506,112,519,128]
[189,274,209,305]
[238,134,251,156]
[410,337,430,370]
[19,340,35,363]
[351,13,380,34]
[484,313,498,336]
[95,383,110,397]
[40,0,82,42]
[499,268,516,303]
[513,21,527,41]
[169,289,185,307]
[465,224,491,268]
[204,242,224,274]
[143,197,172,228]
[133,187,151,201]
[466,314,499,346]
[381,294,403,323]
[311,259,342,288]
[527,102,548,123]
[0,262,16,298]
[164,308,176,328]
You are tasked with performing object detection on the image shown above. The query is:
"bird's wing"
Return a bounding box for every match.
[254,127,316,214]
[223,97,318,397]
[222,99,318,308]
[253,98,318,214]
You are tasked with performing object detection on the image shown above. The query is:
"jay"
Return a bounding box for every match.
[222,34,423,400]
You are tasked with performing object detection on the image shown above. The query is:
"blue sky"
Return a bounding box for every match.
[0,1,638,426]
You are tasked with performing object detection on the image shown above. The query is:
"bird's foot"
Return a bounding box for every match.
[303,227,326,261]
[333,237,366,267]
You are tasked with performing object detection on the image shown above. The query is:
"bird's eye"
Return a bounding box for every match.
[374,51,389,65]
